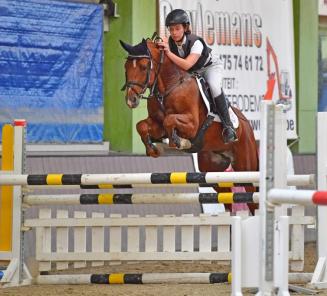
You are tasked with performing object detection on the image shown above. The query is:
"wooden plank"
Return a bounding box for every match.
[127,214,140,264]
[199,213,212,263]
[199,213,212,264]
[25,215,234,227]
[288,216,315,225]
[145,215,158,253]
[235,211,249,218]
[37,208,51,272]
[56,210,69,270]
[73,211,86,269]
[109,214,122,265]
[290,205,305,271]
[181,214,194,264]
[35,251,231,261]
[163,215,176,253]
[91,212,104,267]
[217,212,231,263]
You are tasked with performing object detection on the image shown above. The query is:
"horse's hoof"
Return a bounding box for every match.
[179,138,192,150]
[149,151,160,158]
[146,147,160,158]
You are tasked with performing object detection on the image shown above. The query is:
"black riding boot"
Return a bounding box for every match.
[214,93,238,143]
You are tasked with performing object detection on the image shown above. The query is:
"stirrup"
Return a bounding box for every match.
[222,127,238,144]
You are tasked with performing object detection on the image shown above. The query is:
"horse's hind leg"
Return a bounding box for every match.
[136,117,166,158]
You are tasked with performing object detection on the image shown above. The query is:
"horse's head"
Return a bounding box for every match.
[120,38,162,108]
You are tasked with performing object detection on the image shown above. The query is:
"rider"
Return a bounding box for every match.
[158,9,238,143]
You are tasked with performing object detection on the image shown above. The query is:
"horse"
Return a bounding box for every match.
[120,37,259,213]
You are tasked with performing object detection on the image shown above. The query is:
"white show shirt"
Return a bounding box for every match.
[172,34,223,98]
[176,36,204,57]
[175,35,212,67]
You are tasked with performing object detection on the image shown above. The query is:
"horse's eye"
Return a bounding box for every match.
[140,64,147,71]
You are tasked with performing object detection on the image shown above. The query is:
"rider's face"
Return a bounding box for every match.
[168,24,185,42]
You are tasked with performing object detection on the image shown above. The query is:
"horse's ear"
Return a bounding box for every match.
[120,39,149,56]
[119,40,133,54]
[151,32,157,40]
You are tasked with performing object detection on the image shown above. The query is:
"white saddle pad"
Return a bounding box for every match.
[195,76,239,129]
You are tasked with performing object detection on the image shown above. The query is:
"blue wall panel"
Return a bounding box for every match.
[0,0,103,143]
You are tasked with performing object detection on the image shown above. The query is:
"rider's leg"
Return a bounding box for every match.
[202,60,238,143]
[213,91,238,143]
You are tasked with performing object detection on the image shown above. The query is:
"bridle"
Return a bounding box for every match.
[121,38,190,109]
[121,47,165,100]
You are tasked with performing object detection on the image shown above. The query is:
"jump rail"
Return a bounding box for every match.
[0,172,315,186]
[268,189,327,206]
[36,272,231,285]
[23,192,259,205]
[23,175,313,189]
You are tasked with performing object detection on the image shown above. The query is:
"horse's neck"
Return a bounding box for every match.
[157,58,189,93]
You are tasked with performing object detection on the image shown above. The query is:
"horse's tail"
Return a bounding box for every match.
[254,144,260,171]
[231,106,249,122]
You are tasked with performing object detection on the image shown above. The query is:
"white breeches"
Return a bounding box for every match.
[196,55,224,98]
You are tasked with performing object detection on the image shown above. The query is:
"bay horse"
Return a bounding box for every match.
[120,37,259,213]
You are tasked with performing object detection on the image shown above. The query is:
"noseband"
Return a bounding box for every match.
[121,48,164,100]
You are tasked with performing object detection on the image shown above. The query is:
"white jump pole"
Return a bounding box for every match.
[23,192,260,206]
[268,189,327,205]
[36,272,231,285]
[0,172,315,186]
[310,112,327,288]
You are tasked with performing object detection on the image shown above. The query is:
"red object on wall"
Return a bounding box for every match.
[264,73,276,100]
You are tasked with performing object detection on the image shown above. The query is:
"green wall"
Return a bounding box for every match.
[293,0,318,153]
[104,0,156,153]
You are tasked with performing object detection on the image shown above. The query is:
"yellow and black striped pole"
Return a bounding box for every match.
[0,172,313,186]
[36,272,232,285]
[23,192,259,206]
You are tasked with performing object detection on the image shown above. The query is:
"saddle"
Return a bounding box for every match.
[194,73,215,112]
[193,74,239,129]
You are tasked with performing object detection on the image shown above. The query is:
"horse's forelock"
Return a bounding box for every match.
[147,40,157,50]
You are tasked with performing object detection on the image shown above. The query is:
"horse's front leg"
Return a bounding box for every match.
[136,117,166,158]
[163,114,198,149]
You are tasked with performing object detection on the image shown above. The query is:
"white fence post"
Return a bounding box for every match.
[311,112,327,288]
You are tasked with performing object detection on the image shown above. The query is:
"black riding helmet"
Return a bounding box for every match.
[165,9,190,26]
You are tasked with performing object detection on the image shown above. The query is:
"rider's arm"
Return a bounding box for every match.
[165,51,200,71]
[158,40,202,71]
